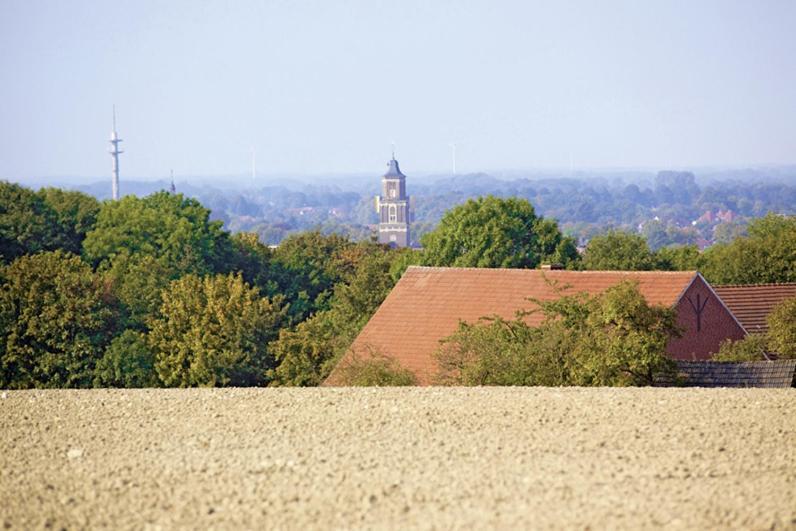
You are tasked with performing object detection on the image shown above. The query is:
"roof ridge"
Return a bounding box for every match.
[714,282,796,288]
[407,266,697,274]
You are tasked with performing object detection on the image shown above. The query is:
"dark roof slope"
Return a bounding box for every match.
[661,360,796,388]
[326,267,697,385]
[383,158,406,178]
[713,283,796,333]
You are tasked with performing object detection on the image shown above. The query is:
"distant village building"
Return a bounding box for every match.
[326,267,749,385]
[375,157,412,247]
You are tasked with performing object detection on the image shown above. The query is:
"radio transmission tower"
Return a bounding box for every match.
[109,105,123,200]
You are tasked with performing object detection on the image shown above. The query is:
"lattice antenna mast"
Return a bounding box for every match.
[109,105,124,200]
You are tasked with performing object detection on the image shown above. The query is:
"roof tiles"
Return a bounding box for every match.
[713,284,796,333]
[660,360,796,388]
[329,267,697,385]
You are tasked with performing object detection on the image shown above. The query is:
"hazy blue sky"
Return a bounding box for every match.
[1,0,795,182]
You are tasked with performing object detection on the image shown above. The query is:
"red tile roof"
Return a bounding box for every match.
[327,267,698,385]
[713,284,796,334]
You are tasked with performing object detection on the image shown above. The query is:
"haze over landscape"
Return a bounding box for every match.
[2,0,796,184]
[2,2,796,529]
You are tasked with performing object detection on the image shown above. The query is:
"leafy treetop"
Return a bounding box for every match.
[420,195,577,269]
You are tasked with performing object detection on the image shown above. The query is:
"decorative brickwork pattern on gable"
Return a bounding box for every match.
[326,267,700,385]
[713,284,796,334]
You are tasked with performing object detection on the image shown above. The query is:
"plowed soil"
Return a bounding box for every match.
[1,387,794,529]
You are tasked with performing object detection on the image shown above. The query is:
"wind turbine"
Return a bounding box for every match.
[449,142,457,175]
[251,147,256,185]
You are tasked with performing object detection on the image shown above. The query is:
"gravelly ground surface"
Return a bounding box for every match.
[1,387,794,530]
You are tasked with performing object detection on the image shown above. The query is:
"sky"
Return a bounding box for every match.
[1,0,795,183]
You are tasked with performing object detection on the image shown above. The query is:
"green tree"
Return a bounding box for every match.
[534,218,581,268]
[713,221,747,245]
[269,231,357,322]
[435,281,678,386]
[435,315,573,386]
[655,244,700,271]
[228,232,276,293]
[388,247,424,283]
[94,330,159,388]
[0,182,62,262]
[269,248,397,386]
[576,281,679,385]
[0,251,116,388]
[700,214,796,284]
[765,297,796,358]
[105,225,271,335]
[713,333,771,362]
[582,230,656,271]
[421,196,574,268]
[102,252,173,331]
[149,273,285,387]
[37,188,101,254]
[83,192,228,275]
[712,297,796,361]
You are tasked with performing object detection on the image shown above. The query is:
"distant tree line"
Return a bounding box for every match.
[1,182,794,388]
[149,170,796,249]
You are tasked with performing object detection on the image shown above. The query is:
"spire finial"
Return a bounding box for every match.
[391,141,396,160]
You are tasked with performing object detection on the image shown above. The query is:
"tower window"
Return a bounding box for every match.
[389,205,397,223]
[389,188,396,198]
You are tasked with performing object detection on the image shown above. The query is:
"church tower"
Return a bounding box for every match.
[376,157,411,247]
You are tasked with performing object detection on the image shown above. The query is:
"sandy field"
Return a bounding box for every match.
[1,387,794,530]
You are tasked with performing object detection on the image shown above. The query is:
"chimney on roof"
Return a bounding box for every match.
[541,263,565,271]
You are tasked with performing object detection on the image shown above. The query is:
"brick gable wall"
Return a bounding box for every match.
[667,275,746,360]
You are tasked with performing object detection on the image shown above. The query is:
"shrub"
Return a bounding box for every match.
[94,330,159,388]
[435,281,678,386]
[335,352,416,386]
[767,297,796,358]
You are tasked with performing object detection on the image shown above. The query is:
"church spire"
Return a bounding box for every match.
[376,155,411,247]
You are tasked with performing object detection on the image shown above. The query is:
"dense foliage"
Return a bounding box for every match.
[435,281,679,386]
[714,297,796,361]
[1,183,100,262]
[0,184,407,388]
[150,273,285,387]
[331,353,417,386]
[269,247,397,386]
[83,192,229,275]
[582,231,658,271]
[421,196,578,268]
[699,214,796,284]
[0,179,794,389]
[0,251,116,388]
